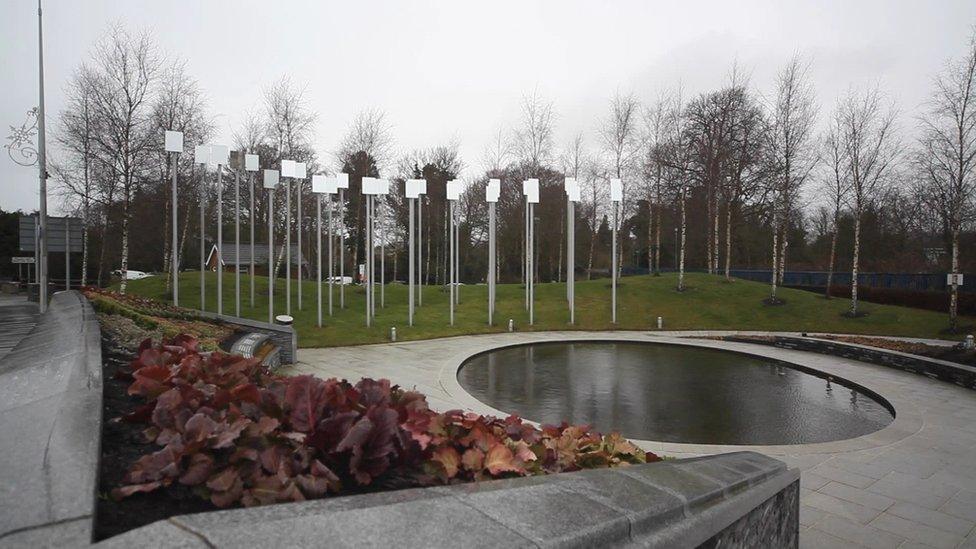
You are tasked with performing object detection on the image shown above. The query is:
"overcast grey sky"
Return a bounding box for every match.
[2,0,975,215]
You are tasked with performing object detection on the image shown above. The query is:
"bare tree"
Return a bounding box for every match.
[482,126,512,174]
[598,91,643,278]
[768,55,818,292]
[512,89,555,173]
[821,123,848,298]
[643,93,669,275]
[84,26,162,294]
[152,59,212,289]
[835,86,900,316]
[916,28,976,330]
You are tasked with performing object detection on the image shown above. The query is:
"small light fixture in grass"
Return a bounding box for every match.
[508,319,514,332]
[391,326,397,342]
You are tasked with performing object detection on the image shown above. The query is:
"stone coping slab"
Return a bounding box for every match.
[95,452,798,548]
[0,290,103,546]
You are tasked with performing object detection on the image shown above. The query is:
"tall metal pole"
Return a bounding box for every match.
[249,173,255,307]
[316,194,322,327]
[268,188,274,323]
[449,200,455,326]
[297,181,302,310]
[217,165,223,316]
[408,197,415,326]
[37,0,48,312]
[365,194,372,327]
[418,197,423,307]
[612,201,617,324]
[339,188,345,309]
[328,193,333,316]
[380,196,385,308]
[529,203,534,325]
[569,199,575,324]
[172,151,179,305]
[455,207,460,305]
[488,201,495,326]
[235,167,240,317]
[285,178,291,315]
[524,202,529,310]
[64,218,69,290]
[200,171,206,310]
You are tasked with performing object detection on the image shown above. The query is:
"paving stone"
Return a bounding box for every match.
[809,464,876,489]
[868,512,965,549]
[801,472,830,491]
[939,491,976,522]
[812,514,904,549]
[803,491,883,525]
[825,457,891,480]
[799,504,827,527]
[866,472,958,510]
[799,526,850,549]
[819,481,895,511]
[885,502,974,536]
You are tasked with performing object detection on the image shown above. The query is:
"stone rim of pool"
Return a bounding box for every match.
[438,334,915,454]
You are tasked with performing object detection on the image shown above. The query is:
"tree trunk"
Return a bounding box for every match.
[851,209,861,316]
[647,189,653,274]
[163,191,171,291]
[654,179,661,275]
[120,190,130,295]
[81,194,89,287]
[724,201,733,281]
[713,195,720,274]
[825,223,838,299]
[950,229,959,330]
[97,214,107,287]
[770,207,778,300]
[557,204,564,282]
[706,186,713,274]
[586,208,596,281]
[779,237,788,286]
[678,192,687,291]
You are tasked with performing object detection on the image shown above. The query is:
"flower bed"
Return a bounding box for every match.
[108,334,657,521]
[84,287,231,350]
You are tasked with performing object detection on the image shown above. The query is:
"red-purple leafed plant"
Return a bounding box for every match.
[112,335,657,508]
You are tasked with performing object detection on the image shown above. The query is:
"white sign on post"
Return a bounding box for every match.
[948,273,965,286]
[406,179,427,198]
[525,178,539,204]
[565,177,581,202]
[281,160,297,178]
[610,178,623,202]
[194,144,211,166]
[311,174,329,194]
[211,144,230,167]
[336,173,349,189]
[165,131,184,153]
[295,162,307,180]
[486,178,500,202]
[245,154,259,172]
[263,169,280,189]
[447,179,462,201]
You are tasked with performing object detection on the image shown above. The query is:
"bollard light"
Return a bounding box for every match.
[657,316,663,330]
[391,326,397,342]
[508,319,514,332]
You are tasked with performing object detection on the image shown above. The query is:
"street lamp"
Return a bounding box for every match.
[523,178,539,325]
[405,179,427,326]
[263,169,280,323]
[610,178,623,324]
[280,159,297,315]
[564,177,580,324]
[446,179,462,325]
[486,178,500,326]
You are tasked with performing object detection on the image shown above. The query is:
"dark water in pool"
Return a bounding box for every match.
[457,342,894,445]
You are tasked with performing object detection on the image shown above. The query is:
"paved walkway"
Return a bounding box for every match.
[285,331,976,549]
[0,294,38,361]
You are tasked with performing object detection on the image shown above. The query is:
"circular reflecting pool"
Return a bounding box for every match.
[457,341,894,445]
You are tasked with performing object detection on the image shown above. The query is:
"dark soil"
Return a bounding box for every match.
[93,333,216,541]
[762,297,786,306]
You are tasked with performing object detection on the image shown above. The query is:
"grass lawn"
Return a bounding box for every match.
[119,271,966,348]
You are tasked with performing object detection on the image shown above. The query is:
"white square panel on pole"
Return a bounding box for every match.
[195,144,211,166]
[526,178,539,204]
[165,131,184,153]
[263,169,280,189]
[311,174,329,194]
[375,178,390,195]
[295,162,307,180]
[406,178,427,198]
[281,160,296,178]
[486,178,500,203]
[565,177,580,202]
[447,179,461,201]
[336,173,349,189]
[362,177,378,195]
[211,144,230,167]
[610,178,623,202]
[245,154,259,172]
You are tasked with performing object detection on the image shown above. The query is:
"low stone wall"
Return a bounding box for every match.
[724,335,976,390]
[198,311,297,365]
[0,291,103,546]
[96,451,798,548]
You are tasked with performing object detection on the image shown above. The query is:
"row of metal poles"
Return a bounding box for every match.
[166,139,623,330]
